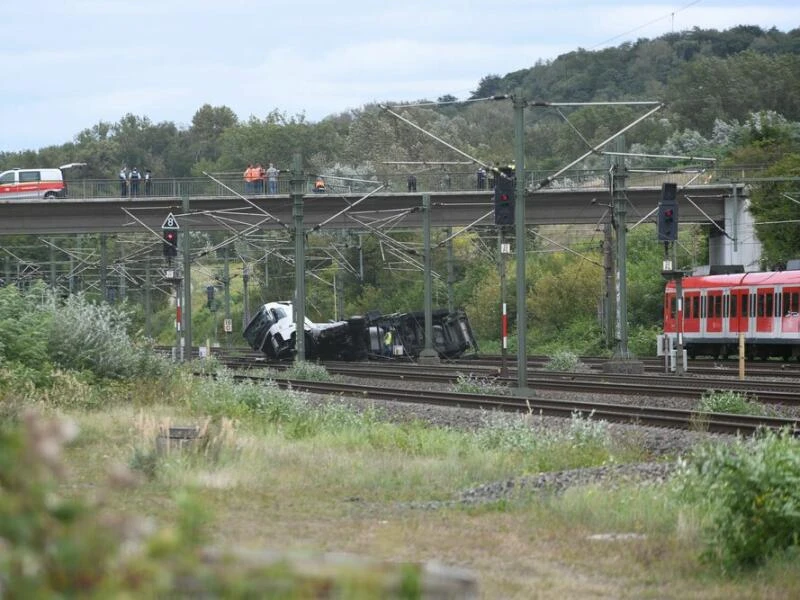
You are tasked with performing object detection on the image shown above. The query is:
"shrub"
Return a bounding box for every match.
[474,409,613,470]
[285,360,331,381]
[0,283,53,379]
[450,372,509,395]
[544,350,588,372]
[673,429,800,571]
[697,389,771,416]
[46,293,173,379]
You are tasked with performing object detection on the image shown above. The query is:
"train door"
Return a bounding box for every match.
[755,287,775,334]
[663,288,676,334]
[706,290,723,334]
[683,291,700,333]
[781,287,800,334]
[728,288,749,334]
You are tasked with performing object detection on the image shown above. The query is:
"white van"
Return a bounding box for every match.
[0,163,86,201]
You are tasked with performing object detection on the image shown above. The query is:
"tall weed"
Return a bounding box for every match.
[672,429,800,571]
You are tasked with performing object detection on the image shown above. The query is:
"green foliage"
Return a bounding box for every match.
[45,293,172,380]
[531,315,606,357]
[0,412,199,596]
[747,152,800,267]
[0,283,53,382]
[697,390,771,416]
[529,253,602,334]
[450,372,509,395]
[627,324,662,357]
[673,429,800,571]
[474,410,615,471]
[544,351,586,372]
[285,360,331,381]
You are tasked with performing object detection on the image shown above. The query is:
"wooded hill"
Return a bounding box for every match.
[2,25,798,177]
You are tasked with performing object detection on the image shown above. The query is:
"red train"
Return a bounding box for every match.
[663,270,800,360]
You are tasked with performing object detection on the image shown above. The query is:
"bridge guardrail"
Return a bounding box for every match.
[61,167,760,201]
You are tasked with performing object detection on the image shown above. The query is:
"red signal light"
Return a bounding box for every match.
[664,209,673,218]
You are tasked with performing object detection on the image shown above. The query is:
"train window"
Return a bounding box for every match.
[730,294,738,318]
[783,291,799,315]
[692,296,700,319]
[766,293,773,317]
[712,295,722,318]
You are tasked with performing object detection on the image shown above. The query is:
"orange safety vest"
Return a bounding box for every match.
[315,179,325,189]
[245,167,258,182]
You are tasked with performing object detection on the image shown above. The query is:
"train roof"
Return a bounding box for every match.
[666,270,800,291]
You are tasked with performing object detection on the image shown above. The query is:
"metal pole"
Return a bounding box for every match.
[335,261,344,321]
[99,233,107,302]
[182,192,192,359]
[499,228,509,377]
[145,256,152,339]
[604,222,615,348]
[49,238,56,290]
[174,281,181,361]
[419,194,439,363]
[292,152,306,362]
[513,93,528,390]
[223,248,231,349]
[447,227,455,313]
[676,273,685,376]
[612,138,631,359]
[242,264,250,329]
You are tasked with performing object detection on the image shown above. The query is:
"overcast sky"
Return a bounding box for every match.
[2,0,798,153]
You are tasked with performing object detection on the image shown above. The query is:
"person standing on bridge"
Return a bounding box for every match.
[266,163,279,194]
[119,166,128,197]
[476,166,486,190]
[407,174,417,192]
[129,167,141,197]
[243,164,256,194]
[144,169,152,195]
[255,163,265,194]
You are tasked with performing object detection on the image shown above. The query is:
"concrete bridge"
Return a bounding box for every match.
[0,171,752,265]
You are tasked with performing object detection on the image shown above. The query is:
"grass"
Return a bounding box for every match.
[22,373,800,598]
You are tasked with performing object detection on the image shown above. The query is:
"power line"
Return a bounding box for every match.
[589,0,703,50]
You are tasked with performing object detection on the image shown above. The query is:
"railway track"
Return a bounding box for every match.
[182,346,800,379]
[227,371,800,437]
[217,356,800,406]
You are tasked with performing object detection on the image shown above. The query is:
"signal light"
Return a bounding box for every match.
[494,175,515,226]
[163,229,178,258]
[657,183,679,241]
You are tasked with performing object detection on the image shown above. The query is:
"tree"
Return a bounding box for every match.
[748,154,800,267]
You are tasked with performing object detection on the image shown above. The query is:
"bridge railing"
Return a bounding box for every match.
[62,167,762,200]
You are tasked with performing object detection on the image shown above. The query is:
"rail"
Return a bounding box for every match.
[59,167,760,201]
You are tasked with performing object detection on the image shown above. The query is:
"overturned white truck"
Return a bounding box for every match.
[243,301,479,361]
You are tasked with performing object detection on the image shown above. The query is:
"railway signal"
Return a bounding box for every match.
[657,182,679,241]
[162,229,178,258]
[161,213,180,259]
[494,174,515,226]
